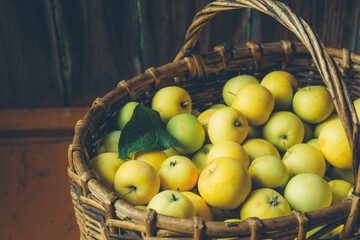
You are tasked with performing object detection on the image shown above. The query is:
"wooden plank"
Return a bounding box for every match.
[0,0,64,108]
[0,138,79,239]
[54,0,142,106]
[140,0,249,69]
[0,107,88,138]
[250,0,360,53]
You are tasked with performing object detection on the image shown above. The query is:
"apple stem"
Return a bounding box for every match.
[234,120,241,127]
[171,193,177,202]
[269,196,279,207]
[181,101,189,108]
[228,91,237,96]
[120,186,136,198]
[280,134,287,139]
[170,161,177,167]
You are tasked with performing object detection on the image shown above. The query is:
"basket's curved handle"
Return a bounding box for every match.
[174,0,360,236]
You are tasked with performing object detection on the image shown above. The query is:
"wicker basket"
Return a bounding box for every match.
[67,0,360,239]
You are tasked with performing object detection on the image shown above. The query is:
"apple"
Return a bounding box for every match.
[306,138,319,149]
[207,107,248,145]
[151,86,192,123]
[282,143,326,178]
[328,179,353,205]
[262,111,304,152]
[260,71,297,110]
[292,85,334,124]
[284,173,332,212]
[248,155,289,189]
[134,150,168,171]
[166,113,205,154]
[318,118,352,169]
[232,83,274,126]
[302,120,314,143]
[89,152,126,190]
[240,188,291,220]
[147,190,196,219]
[206,140,249,168]
[209,103,227,109]
[191,143,213,175]
[164,146,181,157]
[116,101,139,130]
[197,108,218,138]
[242,138,280,162]
[198,157,251,210]
[114,160,160,206]
[313,113,338,138]
[181,191,213,221]
[157,155,198,191]
[326,166,354,185]
[96,130,122,154]
[222,74,259,106]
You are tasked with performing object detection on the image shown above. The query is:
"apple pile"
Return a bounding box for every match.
[89,71,357,235]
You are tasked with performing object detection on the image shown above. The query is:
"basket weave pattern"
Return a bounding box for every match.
[68,0,360,239]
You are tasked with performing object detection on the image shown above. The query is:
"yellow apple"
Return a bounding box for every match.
[232,83,274,126]
[292,85,334,124]
[164,146,180,157]
[284,173,332,212]
[328,179,353,205]
[157,155,198,191]
[248,155,289,189]
[116,101,139,130]
[222,74,259,106]
[151,86,192,123]
[206,140,249,168]
[313,113,338,138]
[198,157,251,210]
[147,190,196,219]
[260,71,297,110]
[318,118,352,169]
[114,160,160,205]
[181,191,213,221]
[240,188,291,220]
[96,130,121,154]
[207,107,248,145]
[166,113,205,154]
[89,152,126,190]
[134,150,168,171]
[282,143,326,177]
[306,138,319,149]
[197,108,218,137]
[191,143,213,175]
[262,111,304,152]
[242,138,280,162]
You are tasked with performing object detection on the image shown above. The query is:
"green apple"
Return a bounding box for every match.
[242,138,280,162]
[147,190,196,219]
[209,103,227,109]
[166,113,205,154]
[282,143,326,178]
[89,152,126,190]
[96,130,122,154]
[116,101,139,130]
[326,166,354,185]
[181,191,213,221]
[284,173,332,212]
[248,155,289,189]
[240,188,291,220]
[318,118,352,169]
[292,85,334,124]
[222,74,259,106]
[191,144,213,175]
[262,111,304,152]
[158,155,198,191]
[152,86,192,123]
[260,71,297,110]
[207,140,249,168]
[198,157,251,210]
[207,107,248,145]
[306,138,319,149]
[114,160,160,205]
[328,179,353,205]
[232,83,274,126]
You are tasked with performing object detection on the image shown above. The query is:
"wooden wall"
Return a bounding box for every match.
[1,0,359,108]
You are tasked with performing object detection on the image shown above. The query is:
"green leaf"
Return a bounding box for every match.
[118,103,176,159]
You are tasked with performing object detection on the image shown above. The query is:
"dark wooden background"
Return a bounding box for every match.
[1,0,359,109]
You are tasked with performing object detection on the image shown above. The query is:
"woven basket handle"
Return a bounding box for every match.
[175,0,359,185]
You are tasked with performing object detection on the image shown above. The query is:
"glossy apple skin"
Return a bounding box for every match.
[198,157,251,210]
[242,138,280,162]
[222,74,259,106]
[166,113,205,154]
[147,190,196,219]
[116,101,139,130]
[181,191,213,221]
[284,173,332,212]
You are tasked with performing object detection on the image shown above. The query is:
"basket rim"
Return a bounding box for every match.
[68,41,360,239]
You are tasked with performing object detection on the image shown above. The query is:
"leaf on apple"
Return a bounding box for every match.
[118,103,176,159]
